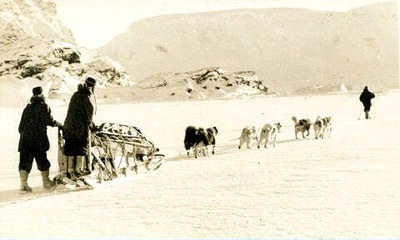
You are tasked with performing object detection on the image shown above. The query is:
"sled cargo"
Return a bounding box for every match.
[55,122,165,190]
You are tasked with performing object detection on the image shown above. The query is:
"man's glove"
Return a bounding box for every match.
[90,123,101,132]
[55,121,63,130]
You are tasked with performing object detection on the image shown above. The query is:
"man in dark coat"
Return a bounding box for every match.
[359,86,375,119]
[18,86,62,192]
[63,77,97,179]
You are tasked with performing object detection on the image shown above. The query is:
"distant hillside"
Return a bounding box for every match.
[99,2,399,93]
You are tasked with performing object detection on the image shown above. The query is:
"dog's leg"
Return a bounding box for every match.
[213,144,216,154]
[257,134,263,149]
[314,126,317,139]
[204,146,209,157]
[263,132,269,148]
[271,129,277,147]
[246,137,251,149]
[321,128,324,139]
[187,149,190,157]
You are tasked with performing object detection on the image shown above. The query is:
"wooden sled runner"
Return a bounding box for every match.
[54,122,165,191]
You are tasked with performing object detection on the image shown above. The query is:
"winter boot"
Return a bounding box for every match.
[85,154,92,175]
[19,170,32,192]
[41,170,56,189]
[67,156,77,180]
[365,111,370,119]
[75,156,88,175]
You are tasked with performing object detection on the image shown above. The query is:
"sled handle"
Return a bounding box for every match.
[58,128,63,143]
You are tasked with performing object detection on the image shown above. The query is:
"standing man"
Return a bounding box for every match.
[18,86,62,192]
[63,77,97,179]
[359,86,375,119]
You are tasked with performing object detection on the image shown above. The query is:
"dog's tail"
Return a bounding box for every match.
[291,116,298,124]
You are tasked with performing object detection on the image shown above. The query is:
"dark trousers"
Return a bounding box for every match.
[19,151,51,173]
[363,104,371,112]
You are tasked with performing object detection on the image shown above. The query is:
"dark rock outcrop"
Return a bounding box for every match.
[137,67,268,100]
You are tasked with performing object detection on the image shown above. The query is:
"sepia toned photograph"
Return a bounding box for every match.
[0,0,399,238]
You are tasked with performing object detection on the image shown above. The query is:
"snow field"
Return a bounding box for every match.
[0,91,399,238]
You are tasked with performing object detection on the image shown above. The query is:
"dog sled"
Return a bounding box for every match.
[54,122,165,190]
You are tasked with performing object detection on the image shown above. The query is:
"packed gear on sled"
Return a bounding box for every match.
[54,122,165,188]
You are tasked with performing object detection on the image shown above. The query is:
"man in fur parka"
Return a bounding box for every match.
[18,86,62,192]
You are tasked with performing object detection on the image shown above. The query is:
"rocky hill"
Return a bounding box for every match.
[0,0,73,46]
[140,67,268,98]
[0,0,133,107]
[99,2,399,94]
[91,67,269,104]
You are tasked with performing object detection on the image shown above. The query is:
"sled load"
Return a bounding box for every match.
[55,122,165,190]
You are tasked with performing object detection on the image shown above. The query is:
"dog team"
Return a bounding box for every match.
[184,116,332,158]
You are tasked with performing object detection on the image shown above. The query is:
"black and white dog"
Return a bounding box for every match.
[292,116,311,139]
[184,126,218,158]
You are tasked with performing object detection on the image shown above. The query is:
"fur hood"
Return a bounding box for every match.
[77,83,93,95]
[29,95,45,105]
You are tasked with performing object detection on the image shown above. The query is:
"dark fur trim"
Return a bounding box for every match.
[29,95,45,105]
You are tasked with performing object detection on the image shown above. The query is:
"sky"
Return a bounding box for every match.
[54,0,396,49]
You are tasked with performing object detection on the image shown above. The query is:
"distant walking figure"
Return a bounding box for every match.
[359,86,375,119]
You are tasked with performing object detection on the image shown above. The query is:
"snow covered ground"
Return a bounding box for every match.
[0,91,399,238]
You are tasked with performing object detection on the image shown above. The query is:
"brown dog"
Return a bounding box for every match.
[238,126,258,149]
[258,122,282,148]
[313,116,324,139]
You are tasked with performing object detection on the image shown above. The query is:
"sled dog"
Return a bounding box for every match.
[258,122,282,148]
[238,126,258,149]
[292,116,311,139]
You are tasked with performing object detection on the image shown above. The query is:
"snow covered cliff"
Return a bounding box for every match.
[0,0,133,107]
